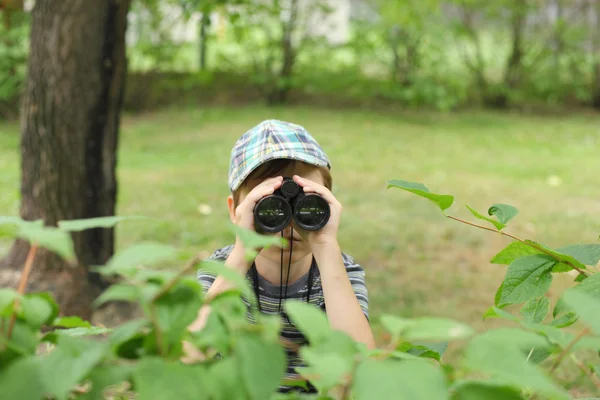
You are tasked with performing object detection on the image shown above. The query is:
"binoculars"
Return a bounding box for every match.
[253,177,330,233]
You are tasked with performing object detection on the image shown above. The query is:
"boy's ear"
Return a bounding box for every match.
[227,195,236,224]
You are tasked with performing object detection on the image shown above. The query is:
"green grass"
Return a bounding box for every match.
[1,105,599,342]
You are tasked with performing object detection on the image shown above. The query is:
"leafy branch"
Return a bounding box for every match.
[446,215,589,277]
[549,327,589,373]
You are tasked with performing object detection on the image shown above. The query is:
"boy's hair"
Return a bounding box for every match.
[232,159,332,207]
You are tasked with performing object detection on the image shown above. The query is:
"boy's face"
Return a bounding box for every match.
[228,162,326,263]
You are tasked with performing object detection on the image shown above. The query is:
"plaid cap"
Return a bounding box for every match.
[228,119,331,192]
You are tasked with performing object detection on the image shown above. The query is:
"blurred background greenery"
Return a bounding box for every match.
[1,0,599,343]
[2,0,600,116]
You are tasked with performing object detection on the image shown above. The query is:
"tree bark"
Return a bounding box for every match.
[198,12,209,70]
[504,0,527,90]
[0,0,131,320]
[268,0,299,104]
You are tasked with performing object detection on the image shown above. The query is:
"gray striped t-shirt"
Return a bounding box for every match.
[197,245,369,393]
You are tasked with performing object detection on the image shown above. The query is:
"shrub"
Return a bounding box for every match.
[1,179,600,399]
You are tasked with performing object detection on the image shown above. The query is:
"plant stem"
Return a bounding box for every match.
[149,303,166,356]
[550,327,589,373]
[339,356,360,400]
[6,244,38,340]
[151,253,204,303]
[569,353,600,390]
[148,253,206,357]
[446,215,588,277]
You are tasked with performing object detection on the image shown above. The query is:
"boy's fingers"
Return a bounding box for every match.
[302,184,339,207]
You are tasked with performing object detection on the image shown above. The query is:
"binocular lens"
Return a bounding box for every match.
[294,195,330,231]
[254,196,291,232]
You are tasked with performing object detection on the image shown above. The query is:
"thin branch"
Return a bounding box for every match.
[149,303,166,356]
[151,253,204,303]
[339,356,361,399]
[550,327,590,373]
[569,353,600,390]
[446,215,588,277]
[6,244,38,340]
[148,253,205,357]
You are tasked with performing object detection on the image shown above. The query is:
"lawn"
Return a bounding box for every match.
[1,105,599,347]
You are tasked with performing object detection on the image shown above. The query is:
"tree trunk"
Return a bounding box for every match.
[198,12,209,71]
[504,0,527,90]
[269,0,299,104]
[0,0,131,320]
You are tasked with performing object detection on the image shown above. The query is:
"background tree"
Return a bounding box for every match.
[0,0,132,319]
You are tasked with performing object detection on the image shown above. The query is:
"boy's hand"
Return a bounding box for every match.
[292,175,341,247]
[234,176,284,253]
[234,176,283,231]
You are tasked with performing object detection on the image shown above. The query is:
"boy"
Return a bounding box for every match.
[187,119,374,392]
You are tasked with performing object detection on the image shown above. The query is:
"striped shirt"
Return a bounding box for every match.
[197,245,369,393]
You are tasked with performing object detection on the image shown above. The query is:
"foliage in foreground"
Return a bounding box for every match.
[1,180,600,399]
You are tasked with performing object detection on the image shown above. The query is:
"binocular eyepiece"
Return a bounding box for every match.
[253,177,330,233]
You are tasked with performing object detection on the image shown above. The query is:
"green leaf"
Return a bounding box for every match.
[207,355,246,399]
[403,317,475,342]
[0,288,18,316]
[451,381,525,400]
[98,242,179,277]
[555,244,600,266]
[285,300,330,346]
[53,326,112,338]
[297,349,351,392]
[549,312,578,328]
[0,357,45,399]
[93,284,141,307]
[386,180,454,212]
[189,310,230,355]
[0,217,42,239]
[380,315,415,339]
[490,242,542,265]
[0,321,39,360]
[39,336,109,400]
[110,318,150,359]
[381,315,473,342]
[19,294,55,328]
[520,297,549,324]
[525,240,587,273]
[58,216,149,231]
[463,334,568,399]
[553,273,600,317]
[497,255,556,306]
[561,290,600,335]
[133,357,206,400]
[522,321,600,351]
[52,316,92,329]
[466,205,505,230]
[231,224,287,260]
[488,204,519,225]
[17,225,75,261]
[482,306,519,322]
[474,328,550,351]
[352,359,449,400]
[154,282,204,355]
[237,335,286,399]
[198,260,254,301]
[78,364,134,400]
[397,342,443,361]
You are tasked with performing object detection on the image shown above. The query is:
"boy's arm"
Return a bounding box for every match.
[182,244,250,363]
[291,175,375,349]
[312,241,376,349]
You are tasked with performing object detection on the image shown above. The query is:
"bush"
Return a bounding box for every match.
[1,179,600,399]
